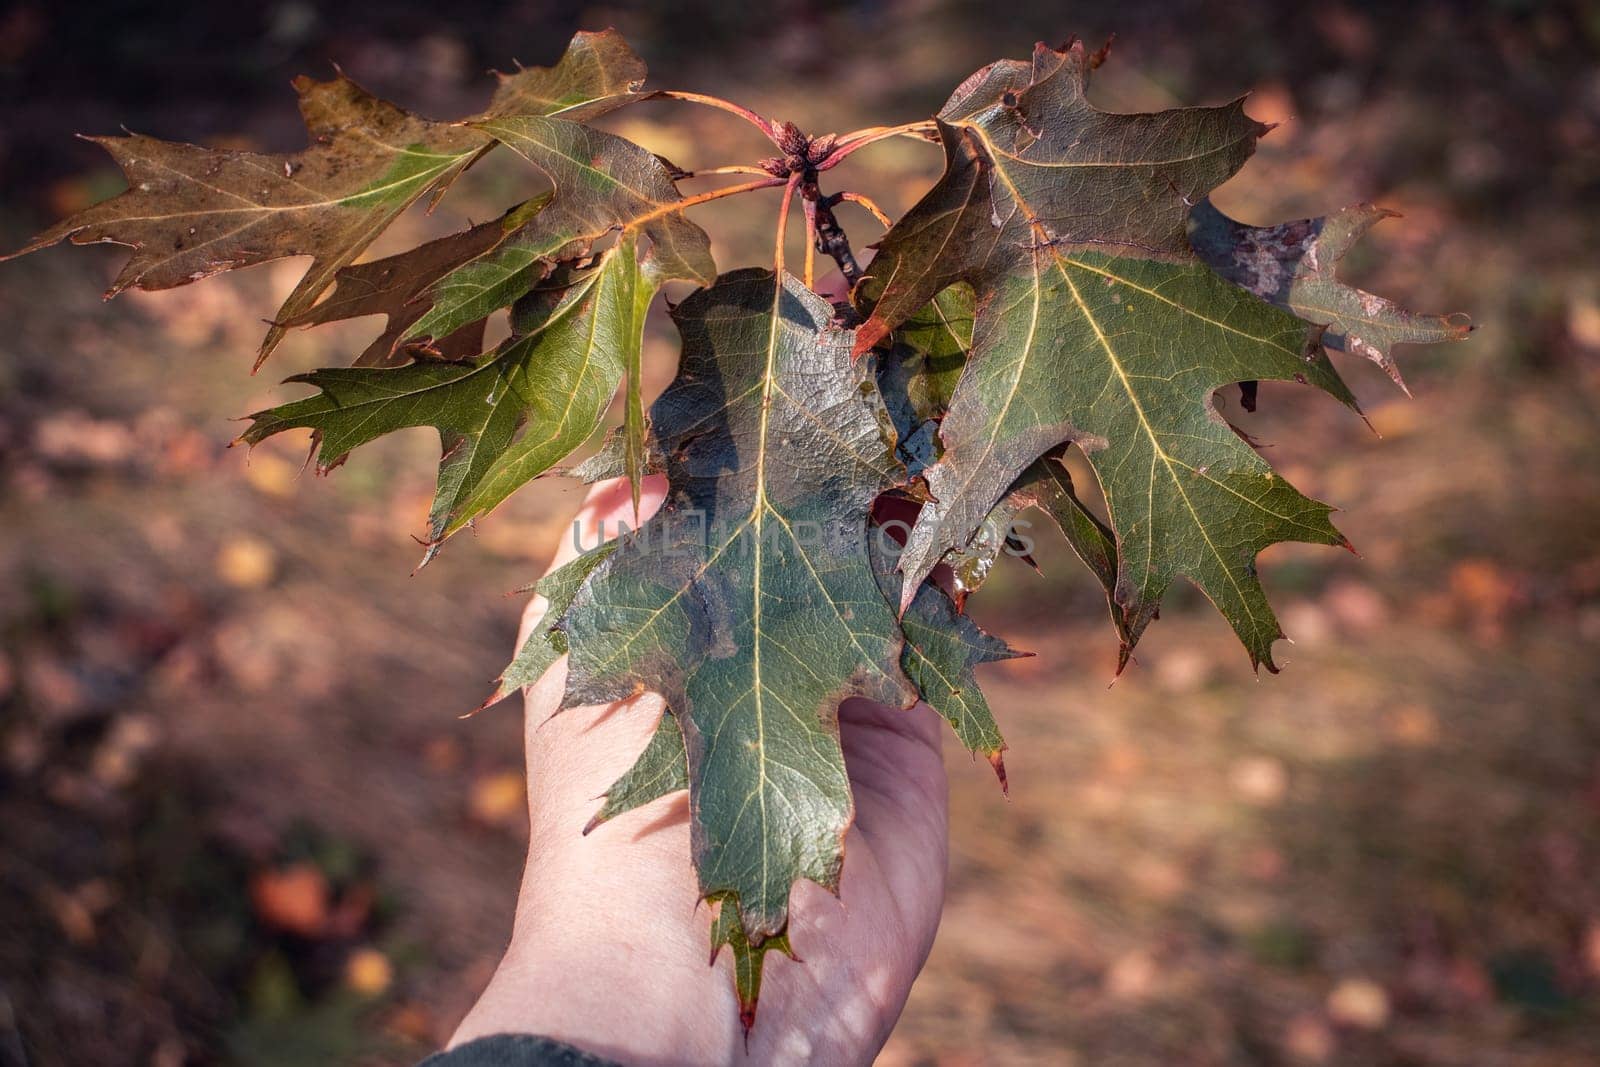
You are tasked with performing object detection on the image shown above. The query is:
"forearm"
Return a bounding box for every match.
[449,664,742,1064]
[451,912,739,1065]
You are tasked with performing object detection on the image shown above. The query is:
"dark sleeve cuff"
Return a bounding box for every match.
[418,1033,622,1067]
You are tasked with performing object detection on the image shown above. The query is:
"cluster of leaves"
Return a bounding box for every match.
[4,30,1469,1027]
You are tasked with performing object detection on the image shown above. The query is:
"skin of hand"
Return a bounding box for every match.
[449,476,951,1066]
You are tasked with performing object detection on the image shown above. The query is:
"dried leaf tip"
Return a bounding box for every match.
[987,750,1010,797]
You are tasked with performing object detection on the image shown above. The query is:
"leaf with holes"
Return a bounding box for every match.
[1188,198,1472,393]
[853,40,1468,668]
[2,30,652,367]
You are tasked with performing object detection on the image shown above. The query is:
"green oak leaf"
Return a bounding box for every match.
[479,542,619,712]
[1188,198,1472,393]
[870,531,1021,782]
[240,232,655,550]
[2,31,653,368]
[406,116,716,348]
[874,285,974,479]
[584,531,1022,826]
[583,711,689,834]
[854,40,1367,669]
[558,424,665,484]
[873,292,1100,623]
[893,284,974,393]
[415,247,665,545]
[1010,457,1134,670]
[709,893,794,1037]
[584,520,1023,824]
[883,286,974,422]
[620,256,657,519]
[559,269,916,943]
[874,285,1038,601]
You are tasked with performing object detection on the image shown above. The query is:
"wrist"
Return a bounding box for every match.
[453,835,742,1063]
[452,683,740,1061]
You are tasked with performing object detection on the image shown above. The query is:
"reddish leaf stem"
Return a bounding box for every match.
[817,121,939,169]
[802,199,818,289]
[834,191,893,230]
[773,173,801,274]
[680,164,774,178]
[650,90,784,145]
[633,176,786,228]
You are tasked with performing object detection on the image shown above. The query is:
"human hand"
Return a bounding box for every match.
[450,476,950,1065]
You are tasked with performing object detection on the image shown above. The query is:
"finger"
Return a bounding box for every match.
[517,474,674,825]
[547,474,669,571]
[838,692,944,751]
[838,698,947,836]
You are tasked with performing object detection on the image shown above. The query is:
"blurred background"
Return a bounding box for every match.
[2,1,1599,1063]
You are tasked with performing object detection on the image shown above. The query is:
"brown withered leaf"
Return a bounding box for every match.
[278,196,548,367]
[3,31,650,367]
[1188,198,1472,393]
[404,115,717,347]
[8,74,482,367]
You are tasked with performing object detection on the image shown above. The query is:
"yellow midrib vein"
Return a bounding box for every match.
[1053,257,1259,627]
[747,275,785,906]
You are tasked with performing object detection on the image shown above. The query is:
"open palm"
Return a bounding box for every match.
[451,477,949,1066]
